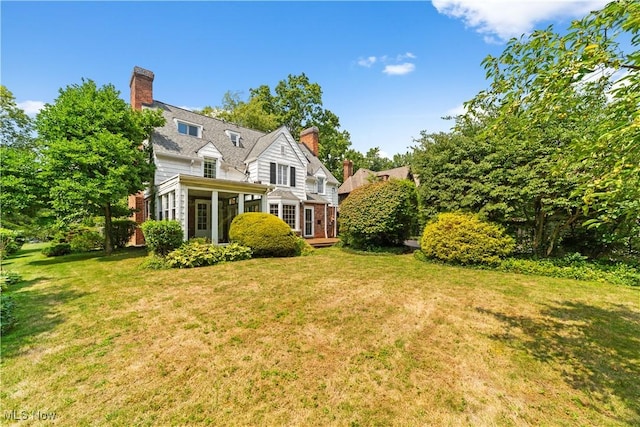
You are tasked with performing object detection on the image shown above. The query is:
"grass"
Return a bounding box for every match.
[1,243,639,426]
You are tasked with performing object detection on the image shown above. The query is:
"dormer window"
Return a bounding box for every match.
[225,130,241,147]
[177,121,201,138]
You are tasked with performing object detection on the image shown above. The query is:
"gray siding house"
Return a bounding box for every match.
[128,67,339,245]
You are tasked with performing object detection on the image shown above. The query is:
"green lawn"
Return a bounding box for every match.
[1,244,639,426]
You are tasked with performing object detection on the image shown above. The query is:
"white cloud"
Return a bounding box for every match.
[397,52,416,61]
[445,103,467,117]
[17,100,45,116]
[432,0,609,42]
[383,63,416,76]
[356,53,417,75]
[357,56,377,67]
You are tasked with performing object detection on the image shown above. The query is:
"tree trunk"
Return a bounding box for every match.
[104,203,114,255]
[533,197,545,257]
[545,210,581,257]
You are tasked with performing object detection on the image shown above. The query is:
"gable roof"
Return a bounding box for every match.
[148,102,335,181]
[298,143,339,185]
[338,166,412,195]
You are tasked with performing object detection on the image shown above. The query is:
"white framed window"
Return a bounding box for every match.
[177,121,201,138]
[269,204,279,216]
[282,204,296,229]
[229,131,240,146]
[163,194,169,220]
[277,164,288,186]
[170,191,176,219]
[204,158,216,179]
[317,177,325,194]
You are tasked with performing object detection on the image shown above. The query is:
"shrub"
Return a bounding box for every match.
[420,212,515,265]
[140,220,184,257]
[294,237,315,256]
[70,230,104,253]
[0,228,24,258]
[111,219,137,249]
[139,254,169,270]
[1,271,22,290]
[1,293,17,335]
[339,179,417,249]
[42,243,72,257]
[165,241,252,269]
[229,213,298,257]
[496,257,639,286]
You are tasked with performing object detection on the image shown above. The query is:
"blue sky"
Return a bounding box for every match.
[1,1,609,157]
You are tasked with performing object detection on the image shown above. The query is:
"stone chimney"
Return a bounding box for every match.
[343,159,353,182]
[130,66,154,111]
[300,126,319,157]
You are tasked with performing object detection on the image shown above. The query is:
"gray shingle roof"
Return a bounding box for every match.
[298,143,339,184]
[148,101,339,183]
[338,166,412,195]
[150,102,267,169]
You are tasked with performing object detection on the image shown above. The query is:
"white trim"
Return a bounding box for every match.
[304,207,314,237]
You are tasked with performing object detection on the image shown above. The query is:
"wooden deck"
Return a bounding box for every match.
[306,238,340,248]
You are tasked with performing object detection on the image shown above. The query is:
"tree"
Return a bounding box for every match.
[36,80,165,254]
[0,86,46,227]
[460,0,639,254]
[203,73,353,180]
[1,85,33,149]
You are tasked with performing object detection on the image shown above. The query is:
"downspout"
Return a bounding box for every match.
[324,203,328,239]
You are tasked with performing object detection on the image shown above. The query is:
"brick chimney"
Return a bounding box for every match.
[300,126,319,157]
[130,66,154,110]
[128,66,155,247]
[343,159,353,182]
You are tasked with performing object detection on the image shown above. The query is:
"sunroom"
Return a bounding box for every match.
[151,174,272,244]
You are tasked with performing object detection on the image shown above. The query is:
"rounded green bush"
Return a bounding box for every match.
[229,213,298,257]
[339,179,417,249]
[140,220,184,257]
[420,212,515,265]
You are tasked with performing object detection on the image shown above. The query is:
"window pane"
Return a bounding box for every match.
[204,159,216,178]
[277,164,288,186]
[269,204,279,216]
[188,125,198,136]
[282,205,296,229]
[178,122,187,134]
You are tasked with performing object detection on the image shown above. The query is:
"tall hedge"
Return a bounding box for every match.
[420,212,515,265]
[339,179,417,249]
[229,213,298,257]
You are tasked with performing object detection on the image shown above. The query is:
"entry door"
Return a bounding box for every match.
[195,199,212,238]
[304,207,314,237]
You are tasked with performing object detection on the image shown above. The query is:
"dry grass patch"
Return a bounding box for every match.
[1,245,639,425]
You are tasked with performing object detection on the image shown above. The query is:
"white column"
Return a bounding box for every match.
[238,193,245,214]
[211,191,219,244]
[178,183,188,241]
[261,193,268,213]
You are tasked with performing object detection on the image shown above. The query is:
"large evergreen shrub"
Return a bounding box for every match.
[420,212,514,265]
[229,213,298,257]
[140,220,184,257]
[339,179,417,249]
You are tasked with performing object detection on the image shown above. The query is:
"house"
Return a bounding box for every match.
[338,160,413,203]
[127,67,339,245]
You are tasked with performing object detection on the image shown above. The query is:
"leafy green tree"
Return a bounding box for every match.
[460,0,639,254]
[1,85,33,149]
[36,79,165,254]
[203,73,352,179]
[0,86,46,227]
